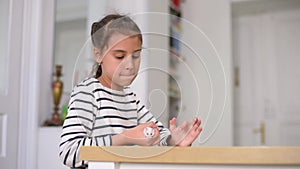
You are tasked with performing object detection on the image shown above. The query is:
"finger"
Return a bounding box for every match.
[187,126,201,140]
[169,117,177,130]
[148,122,159,131]
[193,125,202,134]
[194,126,203,137]
[193,117,198,124]
[198,126,203,132]
[152,134,161,145]
[193,118,201,127]
[193,117,199,124]
[169,117,176,125]
[147,121,156,126]
[186,122,200,135]
[197,119,202,126]
[190,120,196,126]
[147,121,155,125]
[154,128,160,137]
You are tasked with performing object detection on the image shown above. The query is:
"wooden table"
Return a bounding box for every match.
[80,146,300,169]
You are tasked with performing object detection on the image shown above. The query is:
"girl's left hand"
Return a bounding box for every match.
[168,117,202,146]
[120,121,160,146]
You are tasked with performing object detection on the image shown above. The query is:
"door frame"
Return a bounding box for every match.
[17,0,55,169]
[17,0,40,168]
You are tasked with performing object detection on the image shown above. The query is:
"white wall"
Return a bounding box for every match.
[38,0,56,125]
[37,127,68,169]
[178,0,233,146]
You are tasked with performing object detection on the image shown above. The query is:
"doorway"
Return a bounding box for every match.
[232,0,300,146]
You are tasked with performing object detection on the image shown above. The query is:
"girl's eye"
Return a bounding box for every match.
[132,51,141,59]
[115,55,125,59]
[132,54,140,59]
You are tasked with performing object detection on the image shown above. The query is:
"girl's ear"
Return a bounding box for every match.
[93,48,102,64]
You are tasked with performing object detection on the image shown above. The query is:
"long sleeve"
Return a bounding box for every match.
[59,83,112,168]
[135,97,171,146]
[59,77,172,167]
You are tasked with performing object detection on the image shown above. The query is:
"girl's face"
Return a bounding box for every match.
[96,33,142,90]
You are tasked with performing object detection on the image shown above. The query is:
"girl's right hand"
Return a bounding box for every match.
[121,122,160,146]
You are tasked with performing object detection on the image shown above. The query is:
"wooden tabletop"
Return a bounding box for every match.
[80,146,300,165]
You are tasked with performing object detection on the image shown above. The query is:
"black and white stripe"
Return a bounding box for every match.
[59,77,170,167]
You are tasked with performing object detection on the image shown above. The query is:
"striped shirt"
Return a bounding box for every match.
[59,77,171,167]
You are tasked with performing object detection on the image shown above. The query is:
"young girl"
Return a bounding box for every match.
[59,14,202,168]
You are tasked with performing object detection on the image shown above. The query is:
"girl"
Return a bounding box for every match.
[59,14,202,169]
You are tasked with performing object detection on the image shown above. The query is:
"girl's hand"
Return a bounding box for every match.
[168,117,202,146]
[121,122,161,146]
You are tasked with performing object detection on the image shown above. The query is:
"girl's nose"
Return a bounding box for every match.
[124,56,134,70]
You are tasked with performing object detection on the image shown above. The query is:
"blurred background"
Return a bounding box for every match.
[1,0,300,168]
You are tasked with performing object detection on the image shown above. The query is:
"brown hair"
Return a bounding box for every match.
[91,14,143,78]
